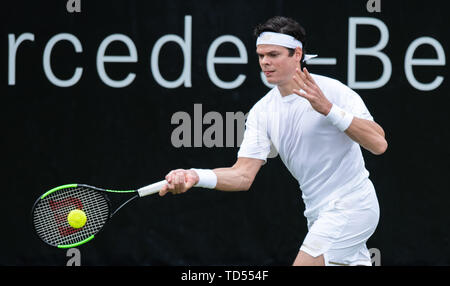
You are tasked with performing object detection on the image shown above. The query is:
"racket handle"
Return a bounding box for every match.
[137,180,168,197]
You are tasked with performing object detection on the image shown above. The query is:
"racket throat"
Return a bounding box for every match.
[111,194,139,217]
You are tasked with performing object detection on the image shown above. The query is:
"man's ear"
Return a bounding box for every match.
[295,47,303,62]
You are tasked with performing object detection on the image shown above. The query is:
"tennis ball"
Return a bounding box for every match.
[67,209,87,229]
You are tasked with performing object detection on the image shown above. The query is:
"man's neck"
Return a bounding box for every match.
[277,64,301,97]
[277,81,296,97]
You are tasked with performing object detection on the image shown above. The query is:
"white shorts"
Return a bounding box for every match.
[300,181,380,266]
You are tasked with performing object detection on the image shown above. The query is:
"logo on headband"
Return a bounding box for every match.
[260,33,273,41]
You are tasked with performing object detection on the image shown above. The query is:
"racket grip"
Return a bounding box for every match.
[137,180,168,197]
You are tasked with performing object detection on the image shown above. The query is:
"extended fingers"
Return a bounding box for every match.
[293,78,313,94]
[293,75,314,97]
[303,67,317,85]
[293,88,312,100]
[293,74,309,91]
[297,68,316,89]
[292,72,304,87]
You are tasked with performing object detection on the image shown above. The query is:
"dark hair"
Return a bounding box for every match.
[254,16,307,62]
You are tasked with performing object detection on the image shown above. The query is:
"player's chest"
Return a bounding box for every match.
[266,102,330,140]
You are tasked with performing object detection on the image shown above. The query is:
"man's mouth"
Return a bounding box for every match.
[264,70,275,76]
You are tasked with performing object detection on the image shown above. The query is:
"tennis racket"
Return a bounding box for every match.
[31,180,167,249]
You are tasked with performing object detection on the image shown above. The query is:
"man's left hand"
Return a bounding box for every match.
[292,67,333,116]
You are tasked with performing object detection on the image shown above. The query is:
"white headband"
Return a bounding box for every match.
[256,32,318,61]
[257,32,303,49]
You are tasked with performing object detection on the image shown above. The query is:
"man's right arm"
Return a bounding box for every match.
[159,157,264,196]
[213,157,265,191]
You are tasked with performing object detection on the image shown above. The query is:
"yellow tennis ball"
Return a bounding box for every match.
[67,209,87,229]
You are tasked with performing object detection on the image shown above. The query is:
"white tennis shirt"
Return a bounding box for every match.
[238,74,375,219]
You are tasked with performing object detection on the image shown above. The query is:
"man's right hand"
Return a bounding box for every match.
[159,169,199,196]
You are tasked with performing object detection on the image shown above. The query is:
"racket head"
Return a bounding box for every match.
[31,184,113,248]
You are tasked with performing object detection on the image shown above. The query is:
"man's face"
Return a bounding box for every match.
[256,44,302,85]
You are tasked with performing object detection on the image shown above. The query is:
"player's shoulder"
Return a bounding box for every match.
[311,73,358,99]
[311,73,347,90]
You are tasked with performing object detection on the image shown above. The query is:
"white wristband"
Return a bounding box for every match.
[326,104,354,132]
[190,168,217,189]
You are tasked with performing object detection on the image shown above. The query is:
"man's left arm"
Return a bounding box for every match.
[292,67,388,155]
[344,117,387,155]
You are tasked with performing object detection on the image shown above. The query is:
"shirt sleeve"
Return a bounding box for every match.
[337,84,374,121]
[237,104,272,163]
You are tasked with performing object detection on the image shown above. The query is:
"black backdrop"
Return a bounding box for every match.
[1,0,449,266]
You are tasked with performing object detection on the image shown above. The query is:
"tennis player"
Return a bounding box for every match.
[160,16,387,266]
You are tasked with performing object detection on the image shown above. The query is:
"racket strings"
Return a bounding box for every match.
[33,186,110,247]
